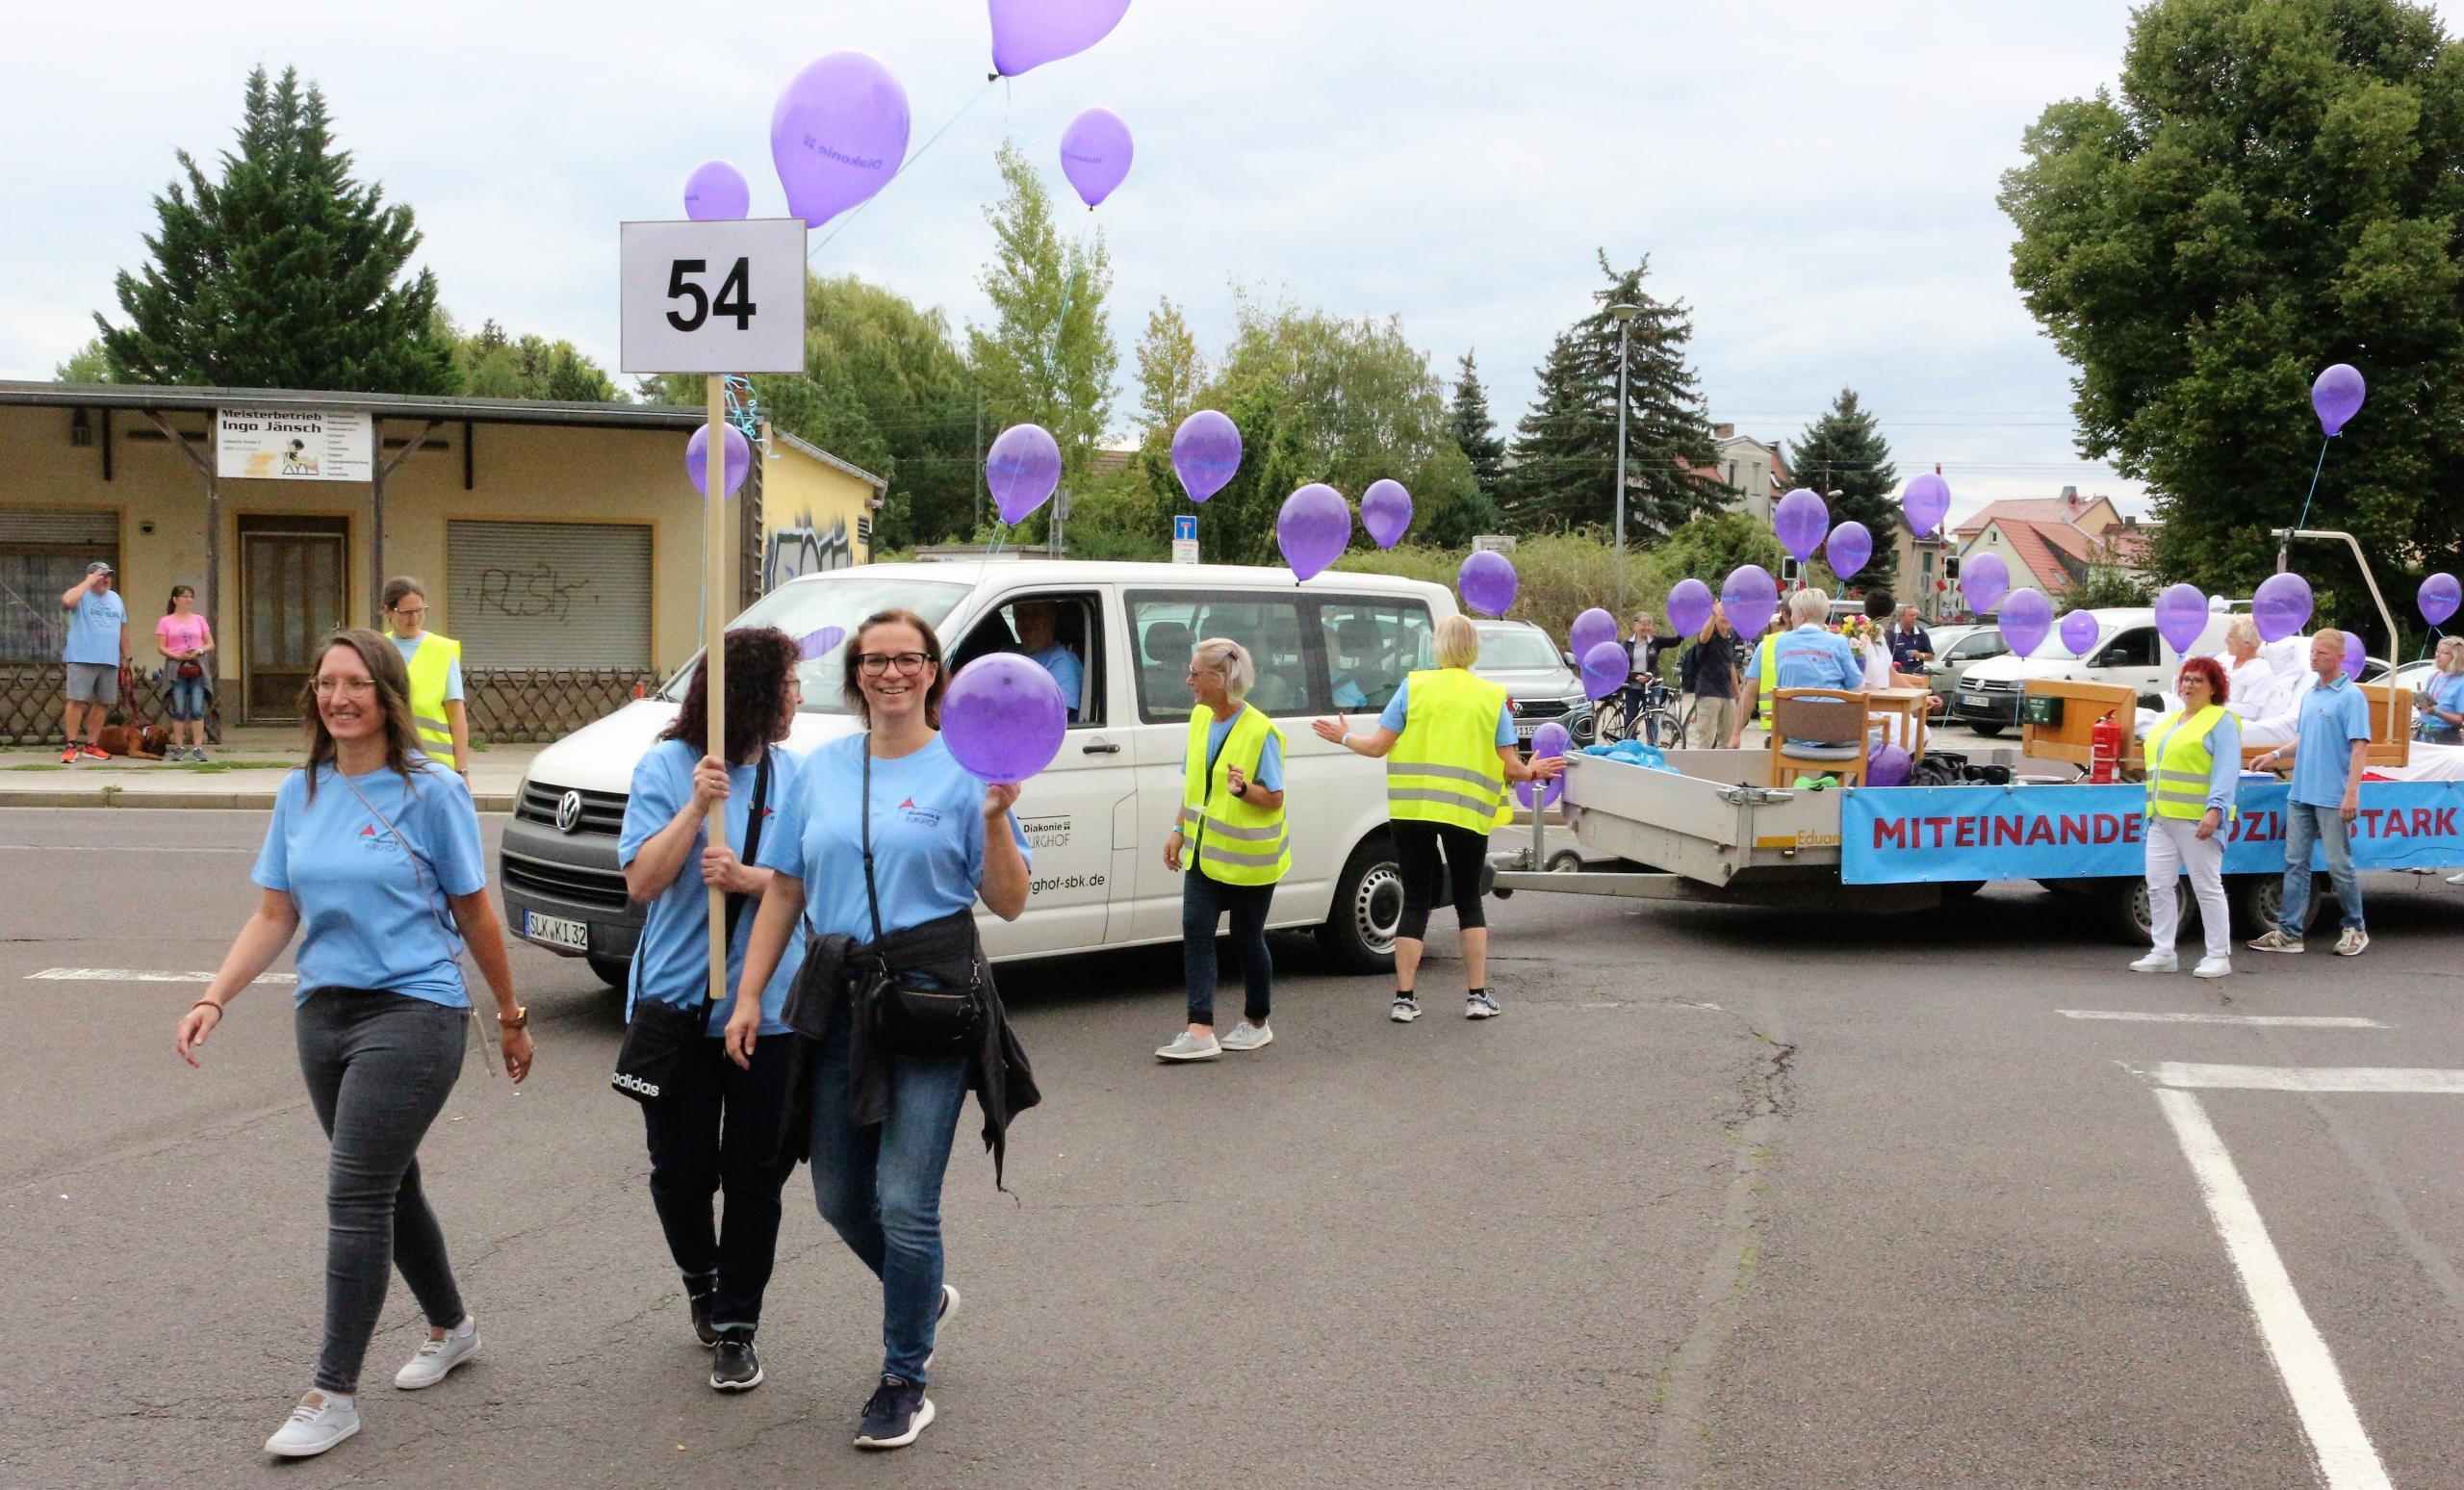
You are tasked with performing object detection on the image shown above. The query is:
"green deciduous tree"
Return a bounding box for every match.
[449,318,620,401]
[1999,0,2464,620]
[1449,350,1506,506]
[1785,388,1901,586]
[1133,296,1207,438]
[1643,511,1787,602]
[1502,251,1723,539]
[96,65,456,394]
[55,340,111,382]
[970,139,1116,501]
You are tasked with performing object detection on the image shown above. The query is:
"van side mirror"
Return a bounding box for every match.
[1562,651,1578,670]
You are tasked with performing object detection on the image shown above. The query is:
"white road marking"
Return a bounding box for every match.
[0,843,256,853]
[2156,1063,2464,1093]
[2155,1088,2393,1490]
[2060,1010,2390,1028]
[25,967,296,985]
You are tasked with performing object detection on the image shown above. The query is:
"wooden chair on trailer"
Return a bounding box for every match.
[2359,682,2416,770]
[1767,688,1871,787]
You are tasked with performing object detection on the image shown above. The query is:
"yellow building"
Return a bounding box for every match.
[0,382,882,741]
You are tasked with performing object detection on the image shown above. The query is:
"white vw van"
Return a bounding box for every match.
[499,560,1461,981]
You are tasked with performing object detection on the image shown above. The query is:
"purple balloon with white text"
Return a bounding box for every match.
[1460,550,1518,616]
[1059,107,1133,209]
[1277,484,1351,582]
[2418,572,2459,627]
[989,0,1133,77]
[1666,578,1714,639]
[1999,587,2052,658]
[1580,641,1629,702]
[771,52,911,229]
[1169,409,1241,503]
[2342,631,2367,681]
[986,423,1062,524]
[798,626,847,662]
[1962,552,2009,615]
[1515,721,1571,810]
[684,160,750,221]
[2313,363,2367,437]
[1569,607,1617,664]
[2254,572,2314,642]
[942,653,1068,784]
[686,423,751,499]
[1902,474,1951,538]
[1774,488,1829,563]
[2059,609,2098,656]
[1722,565,1778,634]
[1361,479,1413,549]
[1825,521,1873,580]
[2155,583,2208,655]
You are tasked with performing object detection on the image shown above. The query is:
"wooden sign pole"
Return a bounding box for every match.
[704,373,732,1008]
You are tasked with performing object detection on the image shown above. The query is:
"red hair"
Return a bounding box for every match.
[2178,655,2228,706]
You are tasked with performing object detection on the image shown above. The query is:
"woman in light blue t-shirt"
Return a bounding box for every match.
[174,629,528,1461]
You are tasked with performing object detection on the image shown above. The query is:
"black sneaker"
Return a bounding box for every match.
[854,1373,935,1450]
[686,1277,719,1349]
[710,1331,762,1392]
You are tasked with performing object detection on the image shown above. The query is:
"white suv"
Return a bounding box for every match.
[1946,606,2231,736]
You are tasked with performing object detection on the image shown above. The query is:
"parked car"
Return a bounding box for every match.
[1948,607,2230,735]
[1922,624,2008,713]
[500,560,1467,986]
[1470,619,1598,748]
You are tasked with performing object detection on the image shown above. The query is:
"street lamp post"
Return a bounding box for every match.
[1608,302,1642,610]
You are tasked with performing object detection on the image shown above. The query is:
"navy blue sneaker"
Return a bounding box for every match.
[855,1374,935,1450]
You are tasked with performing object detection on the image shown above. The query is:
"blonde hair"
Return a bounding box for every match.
[1433,613,1480,670]
[1190,637,1255,702]
[2225,616,2261,651]
[1789,587,1831,625]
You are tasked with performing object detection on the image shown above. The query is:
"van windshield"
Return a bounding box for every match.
[1476,629,1565,670]
[659,576,971,714]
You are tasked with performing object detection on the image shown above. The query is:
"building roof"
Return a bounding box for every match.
[769,426,887,492]
[1953,491,2118,537]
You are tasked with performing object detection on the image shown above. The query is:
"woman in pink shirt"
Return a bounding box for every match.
[156,585,215,760]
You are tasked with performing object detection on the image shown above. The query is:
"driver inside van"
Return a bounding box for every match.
[1329,618,1390,710]
[1013,601,1084,722]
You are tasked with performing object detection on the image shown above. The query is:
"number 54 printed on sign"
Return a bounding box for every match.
[619,218,808,374]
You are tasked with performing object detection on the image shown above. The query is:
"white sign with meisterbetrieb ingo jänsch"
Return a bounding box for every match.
[216,408,373,482]
[619,218,808,374]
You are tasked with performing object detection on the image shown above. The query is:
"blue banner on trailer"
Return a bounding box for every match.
[1839,781,2464,885]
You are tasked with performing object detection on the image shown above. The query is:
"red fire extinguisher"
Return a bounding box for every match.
[2090,710,2121,784]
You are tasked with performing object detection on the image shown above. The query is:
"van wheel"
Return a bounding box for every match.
[587,954,630,990]
[1318,836,1403,974]
[2231,872,2325,938]
[1969,722,2005,738]
[2101,878,2186,944]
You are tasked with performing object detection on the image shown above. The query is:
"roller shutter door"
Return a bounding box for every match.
[446,520,651,668]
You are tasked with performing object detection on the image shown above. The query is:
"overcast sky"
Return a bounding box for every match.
[7,1,2452,523]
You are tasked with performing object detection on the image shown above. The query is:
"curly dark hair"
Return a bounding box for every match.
[843,609,947,730]
[662,628,801,764]
[2177,654,2229,706]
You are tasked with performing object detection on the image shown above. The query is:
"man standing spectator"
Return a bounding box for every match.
[2247,629,2372,957]
[1886,604,1934,672]
[59,561,129,763]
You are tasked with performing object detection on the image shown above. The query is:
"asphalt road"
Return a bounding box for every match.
[2,808,2458,1489]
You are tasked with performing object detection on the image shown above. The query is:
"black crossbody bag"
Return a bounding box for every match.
[860,738,990,1059]
[610,750,772,1106]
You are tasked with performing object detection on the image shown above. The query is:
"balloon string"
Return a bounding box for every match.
[2290,435,2332,547]
[809,78,999,260]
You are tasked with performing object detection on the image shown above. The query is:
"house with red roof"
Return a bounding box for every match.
[1951,486,2157,615]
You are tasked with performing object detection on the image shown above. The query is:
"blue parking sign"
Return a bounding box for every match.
[1173,514,1197,543]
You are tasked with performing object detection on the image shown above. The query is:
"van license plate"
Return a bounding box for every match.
[524,912,589,951]
[1960,692,1987,708]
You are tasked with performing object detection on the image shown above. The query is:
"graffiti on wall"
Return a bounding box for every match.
[764,510,857,591]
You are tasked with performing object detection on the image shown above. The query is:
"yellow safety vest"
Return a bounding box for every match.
[1180,704,1290,886]
[1386,668,1511,834]
[1754,632,1781,725]
[2145,705,2233,822]
[389,630,462,755]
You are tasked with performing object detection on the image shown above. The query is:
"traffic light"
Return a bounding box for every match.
[1944,555,1962,580]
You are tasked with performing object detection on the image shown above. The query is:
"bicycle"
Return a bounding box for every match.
[1598,678,1687,748]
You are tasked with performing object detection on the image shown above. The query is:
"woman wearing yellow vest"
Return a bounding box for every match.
[2133,655,2241,979]
[1158,639,1288,1062]
[1313,614,1564,1023]
[382,578,470,777]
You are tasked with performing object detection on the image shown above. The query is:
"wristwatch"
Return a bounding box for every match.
[497,1005,528,1030]
[1232,780,1249,798]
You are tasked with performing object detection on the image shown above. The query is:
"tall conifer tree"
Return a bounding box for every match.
[1785,388,1901,586]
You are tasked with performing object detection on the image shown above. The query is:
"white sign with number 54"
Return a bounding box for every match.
[619,218,808,374]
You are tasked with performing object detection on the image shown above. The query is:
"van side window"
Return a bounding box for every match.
[1317,600,1433,714]
[1128,591,1315,722]
[953,592,1105,727]
[2104,628,2159,668]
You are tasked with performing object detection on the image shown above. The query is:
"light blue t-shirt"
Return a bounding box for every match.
[2418,673,2464,737]
[618,740,808,1036]
[64,587,127,665]
[1761,625,1864,691]
[1378,679,1516,746]
[2290,674,2373,807]
[393,634,465,703]
[760,734,1032,942]
[1205,710,1286,791]
[1029,644,1083,721]
[251,760,486,1008]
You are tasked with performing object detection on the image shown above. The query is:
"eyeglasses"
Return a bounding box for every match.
[312,678,377,698]
[391,605,427,619]
[857,652,933,676]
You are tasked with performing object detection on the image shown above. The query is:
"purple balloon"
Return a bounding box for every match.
[2313,363,2367,437]
[1774,488,1829,563]
[1515,721,1571,810]
[684,160,750,221]
[989,0,1133,77]
[2000,587,2053,658]
[1361,479,1413,549]
[1277,483,1351,582]
[1962,552,2009,615]
[1169,409,1241,503]
[1866,741,1912,788]
[771,52,911,229]
[2254,572,2315,642]
[797,626,847,661]
[1569,607,1617,663]
[686,423,752,499]
[2418,572,2460,628]
[2154,583,2208,655]
[1580,640,1628,702]
[986,424,1062,525]
[1460,550,1518,617]
[1826,520,1873,580]
[2059,609,2099,656]
[1903,474,1951,538]
[1722,565,1778,634]
[1059,107,1133,209]
[2343,631,2368,681]
[1666,578,1714,639]
[942,653,1067,785]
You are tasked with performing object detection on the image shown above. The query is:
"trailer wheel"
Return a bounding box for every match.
[587,954,630,990]
[1317,835,1403,974]
[1940,880,1986,900]
[2231,872,2325,939]
[2101,878,2187,944]
[1547,848,1584,874]
[1969,721,2005,738]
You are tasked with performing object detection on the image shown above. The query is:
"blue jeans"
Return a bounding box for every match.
[1182,868,1273,1026]
[808,1023,969,1382]
[2279,801,2364,938]
[166,677,210,722]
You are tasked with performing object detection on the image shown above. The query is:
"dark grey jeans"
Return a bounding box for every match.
[295,989,469,1394]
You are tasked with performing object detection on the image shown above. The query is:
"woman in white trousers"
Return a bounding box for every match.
[2134,656,2242,979]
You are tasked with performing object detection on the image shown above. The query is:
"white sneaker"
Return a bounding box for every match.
[2129,951,2179,973]
[1465,990,1502,1019]
[1390,995,1422,1023]
[2193,957,2232,979]
[1155,1030,1221,1062]
[265,1390,360,1457]
[2335,926,2370,957]
[1219,1020,1272,1051]
[923,1282,959,1370]
[2449,871,2464,886]
[394,1317,480,1389]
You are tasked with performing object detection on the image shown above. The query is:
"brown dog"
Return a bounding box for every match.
[92,724,172,760]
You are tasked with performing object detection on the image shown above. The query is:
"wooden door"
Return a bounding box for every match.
[240,517,348,722]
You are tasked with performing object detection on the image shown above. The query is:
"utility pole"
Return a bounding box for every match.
[1608,303,1642,611]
